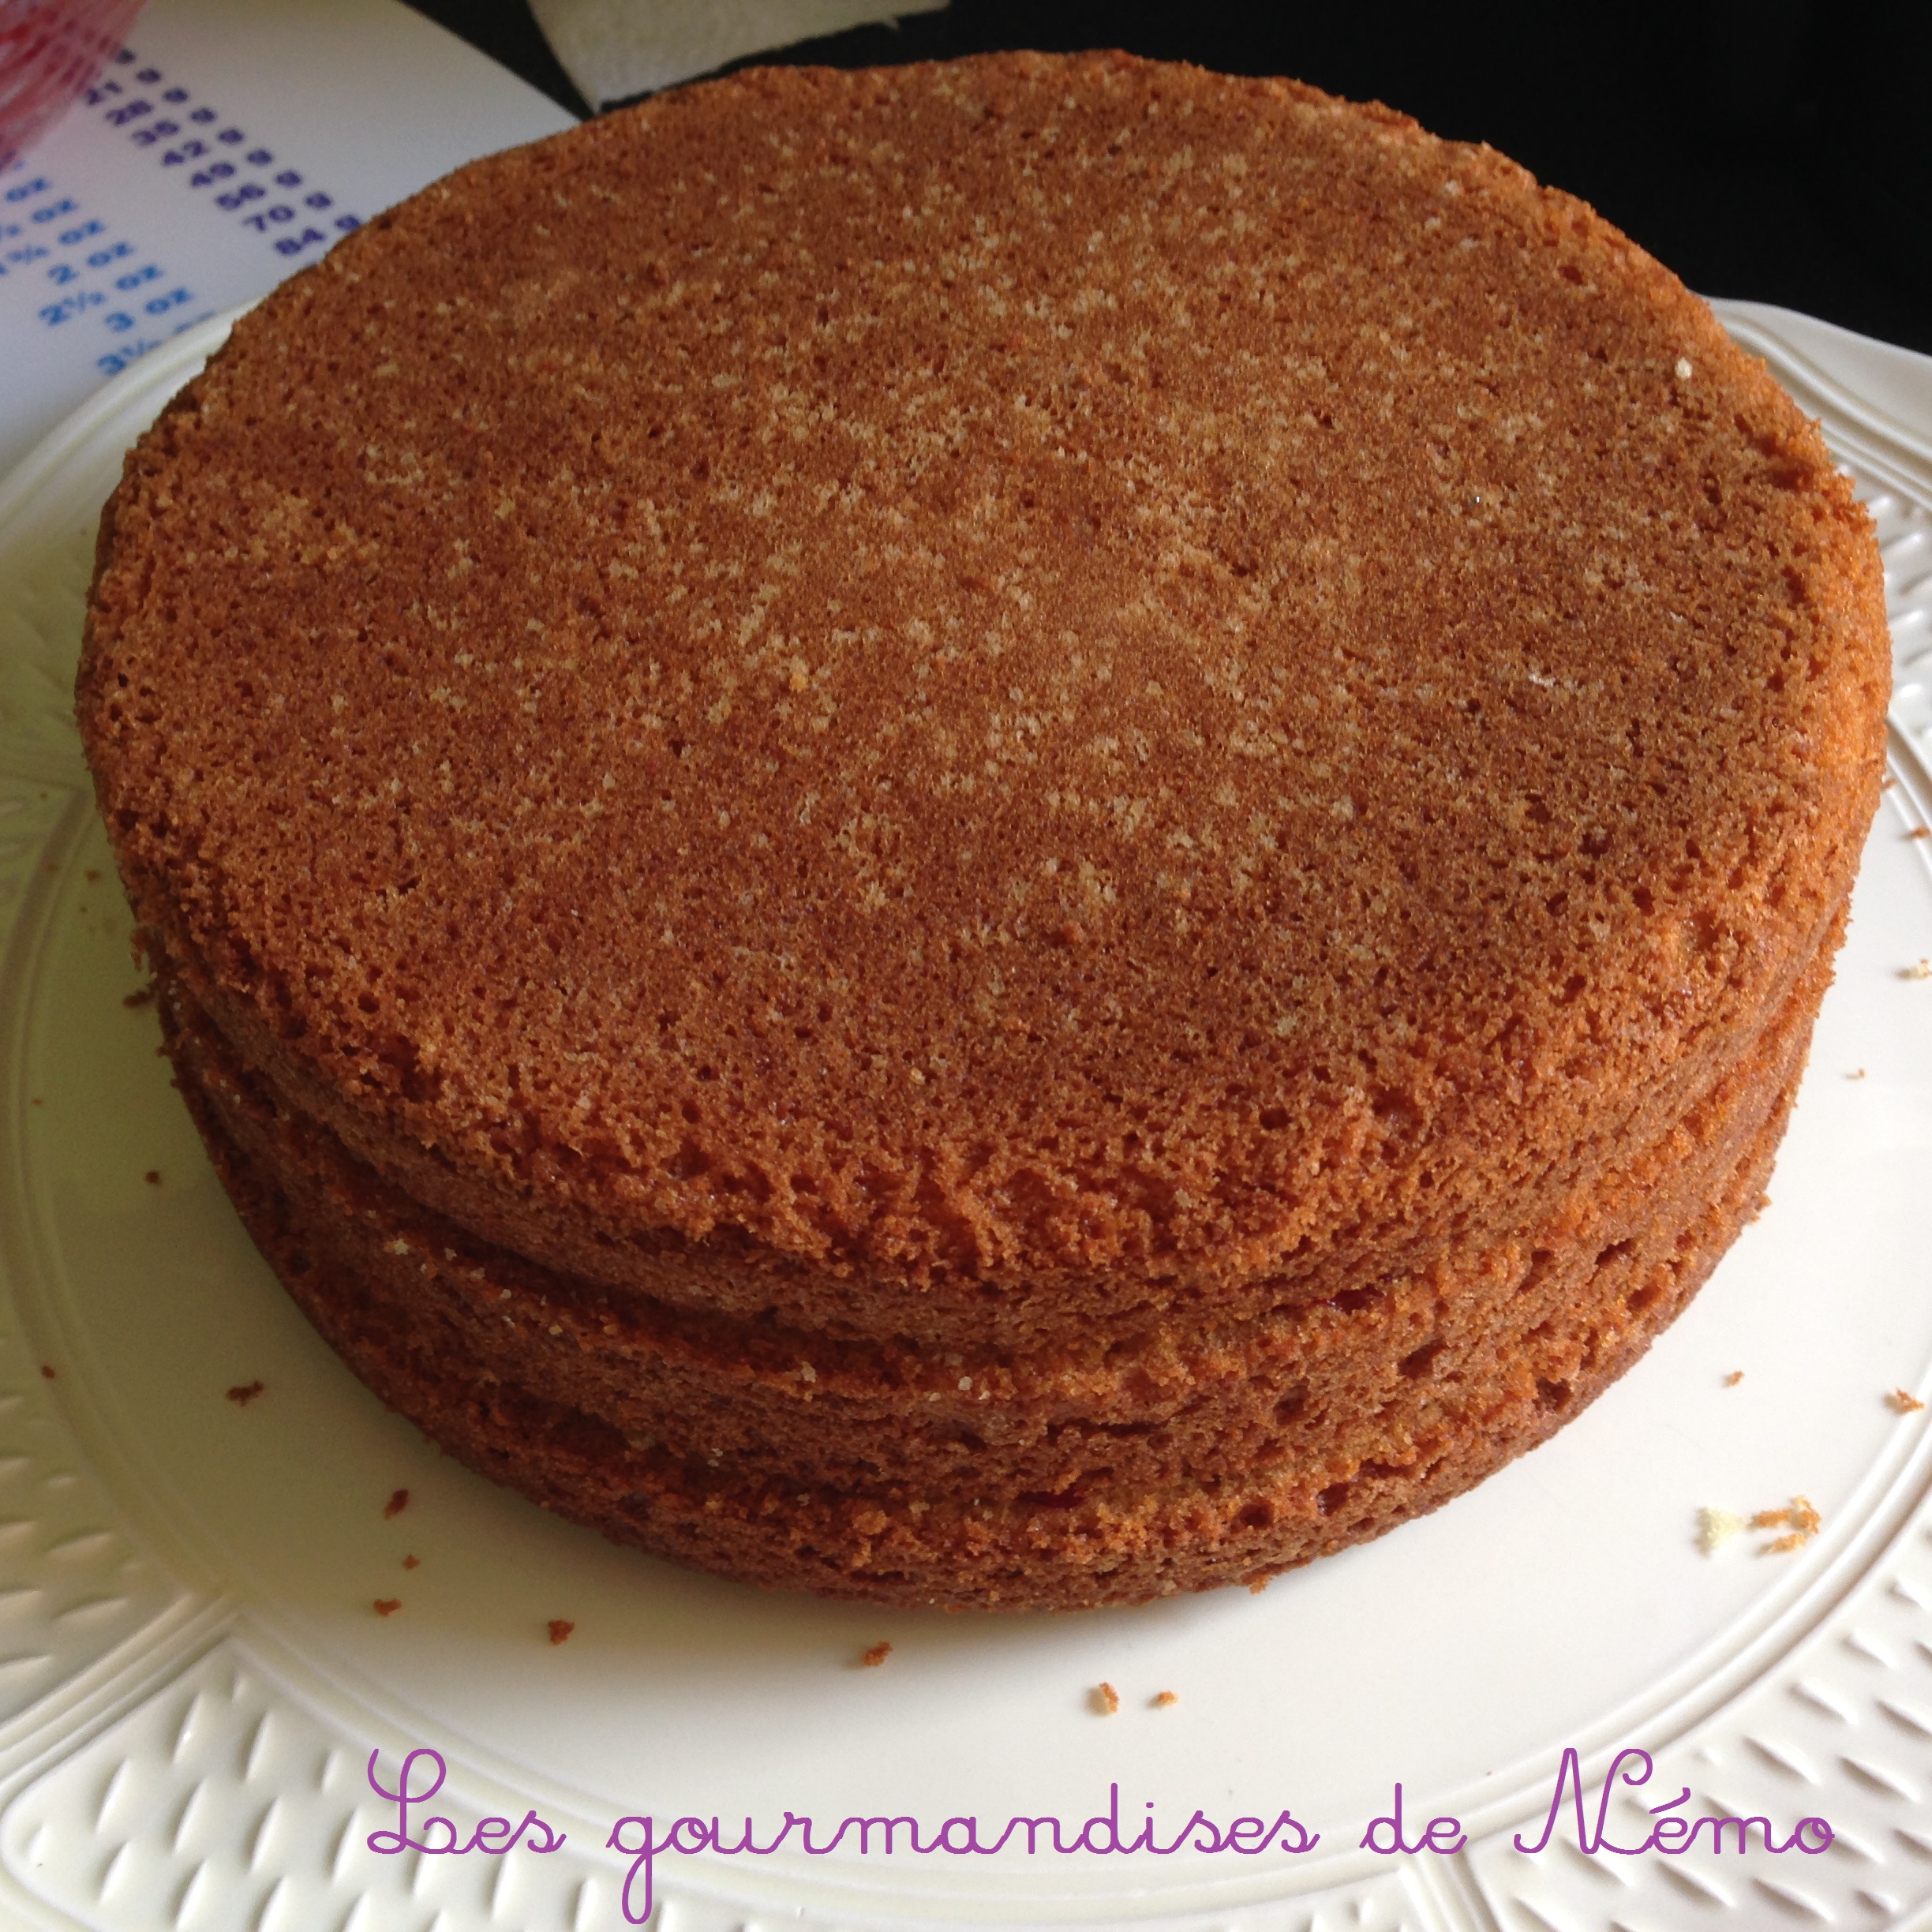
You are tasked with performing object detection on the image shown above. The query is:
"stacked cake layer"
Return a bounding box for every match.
[78,53,1890,1608]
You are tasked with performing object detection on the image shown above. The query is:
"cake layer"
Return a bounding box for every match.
[80,53,1889,1345]
[139,866,1852,1357]
[178,1009,1797,1608]
[157,900,1829,1604]
[80,51,1892,1609]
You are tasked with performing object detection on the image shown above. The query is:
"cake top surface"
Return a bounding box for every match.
[80,51,1889,1289]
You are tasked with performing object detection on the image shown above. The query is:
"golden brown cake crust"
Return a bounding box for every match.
[77,51,1890,1606]
[80,53,1887,1309]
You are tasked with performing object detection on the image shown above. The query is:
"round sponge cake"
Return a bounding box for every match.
[78,51,1889,1608]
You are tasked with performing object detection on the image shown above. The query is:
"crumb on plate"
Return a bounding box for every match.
[1698,1507,1747,1554]
[384,1487,409,1518]
[548,1619,575,1645]
[1724,1370,1744,1387]
[225,1380,264,1406]
[1093,1682,1120,1715]
[1889,1388,1926,1413]
[859,1641,892,1668]
[1153,1690,1178,1708]
[373,1597,402,1617]
[1750,1495,1822,1554]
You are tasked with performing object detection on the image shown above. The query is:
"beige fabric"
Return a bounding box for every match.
[527,0,945,107]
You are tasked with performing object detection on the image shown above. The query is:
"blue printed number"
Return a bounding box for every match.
[40,290,104,324]
[99,338,161,375]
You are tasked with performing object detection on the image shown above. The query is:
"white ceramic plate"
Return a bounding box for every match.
[1,302,1930,1932]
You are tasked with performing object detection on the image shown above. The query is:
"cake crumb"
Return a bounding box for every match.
[1698,1507,1747,1554]
[1750,1495,1822,1553]
[1153,1690,1178,1708]
[402,1554,419,1570]
[1889,1388,1926,1413]
[1905,960,1932,981]
[1848,1068,1867,1080]
[384,1488,409,1518]
[1093,1682,1120,1715]
[144,1170,161,1186]
[859,1641,892,1668]
[1723,1370,1744,1387]
[548,1619,575,1645]
[373,1598,402,1617]
[122,987,154,1008]
[225,1380,264,1406]
[1909,828,1931,841]
[39,1365,54,1380]
[84,869,100,883]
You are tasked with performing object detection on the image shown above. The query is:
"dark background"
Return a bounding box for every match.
[402,0,1932,358]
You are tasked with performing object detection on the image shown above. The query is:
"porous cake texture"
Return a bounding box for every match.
[79,52,1889,1608]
